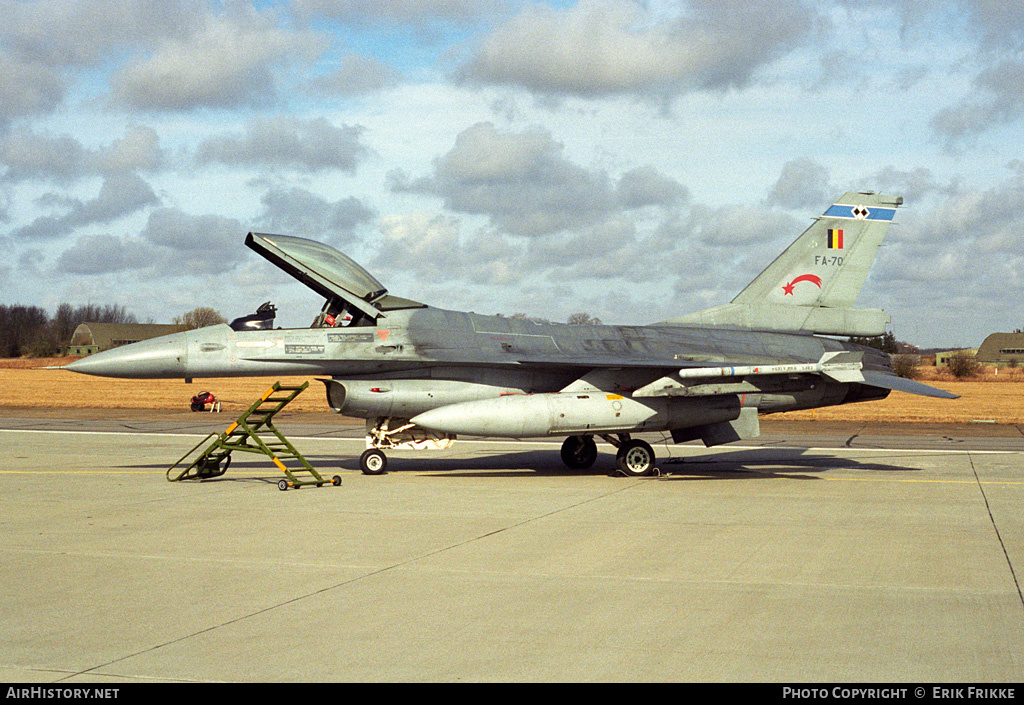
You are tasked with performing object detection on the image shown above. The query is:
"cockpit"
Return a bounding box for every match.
[240,232,425,329]
[309,298,367,328]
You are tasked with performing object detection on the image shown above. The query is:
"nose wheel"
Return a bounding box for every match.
[360,449,388,475]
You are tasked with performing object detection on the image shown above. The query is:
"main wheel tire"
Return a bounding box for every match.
[615,439,656,477]
[360,449,388,475]
[560,435,598,470]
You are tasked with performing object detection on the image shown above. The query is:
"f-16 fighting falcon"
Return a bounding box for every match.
[66,192,956,476]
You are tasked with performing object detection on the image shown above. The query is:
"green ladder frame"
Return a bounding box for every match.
[167,381,341,491]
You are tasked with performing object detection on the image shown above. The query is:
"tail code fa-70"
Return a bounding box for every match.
[66,192,955,476]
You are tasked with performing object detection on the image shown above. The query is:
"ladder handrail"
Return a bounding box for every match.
[166,432,218,482]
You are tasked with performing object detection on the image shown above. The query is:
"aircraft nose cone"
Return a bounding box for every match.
[65,333,188,379]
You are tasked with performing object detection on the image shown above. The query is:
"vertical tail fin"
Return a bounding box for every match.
[732,192,903,308]
[666,192,903,336]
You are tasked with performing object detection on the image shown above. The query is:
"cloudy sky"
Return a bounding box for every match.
[1,0,1021,348]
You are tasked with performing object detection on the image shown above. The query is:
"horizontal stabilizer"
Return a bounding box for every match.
[860,370,960,399]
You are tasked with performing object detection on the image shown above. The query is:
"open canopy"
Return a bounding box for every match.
[246,232,423,321]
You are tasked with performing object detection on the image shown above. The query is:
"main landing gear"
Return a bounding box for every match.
[560,434,657,477]
[560,435,598,470]
[356,420,658,477]
[614,438,656,477]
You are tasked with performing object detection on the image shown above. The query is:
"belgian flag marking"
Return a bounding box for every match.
[827,228,844,249]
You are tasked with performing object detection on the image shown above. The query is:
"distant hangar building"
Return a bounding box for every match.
[976,332,1024,367]
[67,323,186,356]
[934,348,978,367]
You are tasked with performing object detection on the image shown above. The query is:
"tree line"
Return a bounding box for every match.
[0,303,231,358]
[0,303,138,358]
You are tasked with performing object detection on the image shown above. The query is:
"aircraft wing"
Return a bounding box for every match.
[418,347,714,369]
[390,345,957,401]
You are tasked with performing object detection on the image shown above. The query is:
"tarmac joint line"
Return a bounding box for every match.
[54,480,642,682]
[968,452,1024,613]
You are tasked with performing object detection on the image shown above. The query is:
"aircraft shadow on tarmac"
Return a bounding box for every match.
[651,446,918,481]
[142,447,914,482]
[128,446,917,484]
[320,446,917,480]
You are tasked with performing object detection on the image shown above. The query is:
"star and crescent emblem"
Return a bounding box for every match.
[782,273,822,295]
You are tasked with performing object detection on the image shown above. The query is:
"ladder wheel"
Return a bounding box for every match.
[360,449,388,475]
[278,479,289,491]
[332,475,342,486]
[196,457,215,478]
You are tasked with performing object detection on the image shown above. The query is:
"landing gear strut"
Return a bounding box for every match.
[356,417,456,475]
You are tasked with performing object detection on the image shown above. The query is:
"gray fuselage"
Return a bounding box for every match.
[66,305,892,436]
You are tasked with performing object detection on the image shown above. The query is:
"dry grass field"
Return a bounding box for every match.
[0,358,332,414]
[1,357,1022,425]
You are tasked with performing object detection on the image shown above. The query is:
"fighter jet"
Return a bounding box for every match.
[66,192,956,476]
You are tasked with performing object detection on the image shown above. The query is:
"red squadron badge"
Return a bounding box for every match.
[782,274,822,296]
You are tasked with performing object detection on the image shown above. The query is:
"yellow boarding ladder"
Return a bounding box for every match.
[167,381,340,491]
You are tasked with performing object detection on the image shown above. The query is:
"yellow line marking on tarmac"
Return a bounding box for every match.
[1,428,1021,455]
[0,469,287,475]
[820,476,1024,486]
